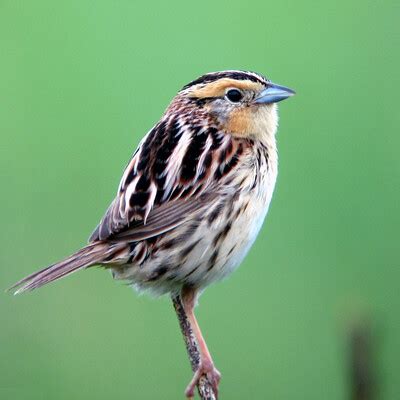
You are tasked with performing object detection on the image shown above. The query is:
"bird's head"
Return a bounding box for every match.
[176,70,295,140]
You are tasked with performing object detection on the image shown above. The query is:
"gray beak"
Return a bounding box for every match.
[254,82,295,104]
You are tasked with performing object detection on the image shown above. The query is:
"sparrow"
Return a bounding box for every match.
[10,70,294,398]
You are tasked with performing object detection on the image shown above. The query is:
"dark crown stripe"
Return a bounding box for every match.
[181,70,267,90]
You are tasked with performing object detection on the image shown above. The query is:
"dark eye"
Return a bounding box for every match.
[225,89,243,103]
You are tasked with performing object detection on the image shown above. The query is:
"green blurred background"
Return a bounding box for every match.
[1,1,399,399]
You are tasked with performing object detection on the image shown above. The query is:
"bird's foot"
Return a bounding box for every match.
[185,358,221,399]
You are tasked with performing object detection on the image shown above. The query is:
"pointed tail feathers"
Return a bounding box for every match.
[9,243,110,295]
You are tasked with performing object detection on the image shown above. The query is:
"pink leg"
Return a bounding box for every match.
[181,287,221,399]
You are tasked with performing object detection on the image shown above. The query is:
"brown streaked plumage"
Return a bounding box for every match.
[10,70,295,398]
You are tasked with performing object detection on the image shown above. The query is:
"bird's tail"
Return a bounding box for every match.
[9,242,111,295]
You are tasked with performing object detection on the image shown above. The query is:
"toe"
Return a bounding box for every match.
[185,383,195,399]
[207,368,221,397]
[184,362,221,399]
[185,369,202,398]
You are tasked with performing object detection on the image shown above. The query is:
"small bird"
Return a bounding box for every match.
[10,70,294,398]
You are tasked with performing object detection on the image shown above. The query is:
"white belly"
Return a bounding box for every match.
[190,182,274,289]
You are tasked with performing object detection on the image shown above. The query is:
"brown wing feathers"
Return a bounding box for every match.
[89,113,244,242]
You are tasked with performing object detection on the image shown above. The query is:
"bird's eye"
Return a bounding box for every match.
[225,89,243,103]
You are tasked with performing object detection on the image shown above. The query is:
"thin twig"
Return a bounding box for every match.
[172,294,217,400]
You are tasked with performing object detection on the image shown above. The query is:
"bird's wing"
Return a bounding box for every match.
[89,115,247,243]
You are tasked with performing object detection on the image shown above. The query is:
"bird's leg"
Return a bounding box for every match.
[180,286,221,399]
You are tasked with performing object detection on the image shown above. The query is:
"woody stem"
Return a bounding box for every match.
[172,293,217,400]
